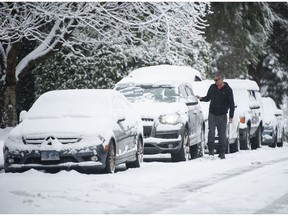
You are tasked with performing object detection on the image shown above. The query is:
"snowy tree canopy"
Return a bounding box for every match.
[0,2,210,79]
[0,2,211,127]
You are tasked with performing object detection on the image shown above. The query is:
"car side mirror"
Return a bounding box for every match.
[19,110,27,123]
[186,96,198,106]
[117,110,126,123]
[274,109,283,117]
[249,101,260,110]
[186,101,198,106]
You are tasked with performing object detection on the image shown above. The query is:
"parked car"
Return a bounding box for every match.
[262,97,284,147]
[4,89,144,173]
[115,74,205,162]
[193,80,240,154]
[225,79,263,150]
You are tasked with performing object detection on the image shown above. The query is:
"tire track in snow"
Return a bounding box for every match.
[114,156,288,214]
[255,187,288,213]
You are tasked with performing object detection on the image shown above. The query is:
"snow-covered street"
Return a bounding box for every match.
[1,128,288,214]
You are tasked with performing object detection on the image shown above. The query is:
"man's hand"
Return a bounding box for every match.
[229,118,233,123]
[196,95,202,100]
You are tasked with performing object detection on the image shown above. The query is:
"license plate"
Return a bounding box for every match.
[41,151,60,161]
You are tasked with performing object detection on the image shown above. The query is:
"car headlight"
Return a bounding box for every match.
[159,113,181,125]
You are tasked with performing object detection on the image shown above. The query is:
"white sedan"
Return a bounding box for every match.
[4,89,144,173]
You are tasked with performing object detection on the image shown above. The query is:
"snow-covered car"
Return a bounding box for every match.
[262,97,284,147]
[115,75,205,162]
[193,80,240,154]
[3,89,144,173]
[128,64,203,83]
[225,79,263,150]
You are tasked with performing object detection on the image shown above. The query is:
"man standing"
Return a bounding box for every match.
[196,72,235,159]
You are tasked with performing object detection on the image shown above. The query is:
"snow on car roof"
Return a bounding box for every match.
[262,97,278,112]
[262,97,278,122]
[27,89,119,119]
[225,79,259,91]
[115,75,191,88]
[128,65,203,83]
[193,80,214,95]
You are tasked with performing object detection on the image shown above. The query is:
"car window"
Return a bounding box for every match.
[248,90,257,103]
[116,85,178,103]
[184,85,194,96]
[179,85,188,99]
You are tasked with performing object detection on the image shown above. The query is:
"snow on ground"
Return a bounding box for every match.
[0,128,288,214]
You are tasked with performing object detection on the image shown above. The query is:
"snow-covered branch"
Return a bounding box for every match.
[0,2,210,78]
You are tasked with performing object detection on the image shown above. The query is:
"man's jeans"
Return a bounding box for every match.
[208,113,227,154]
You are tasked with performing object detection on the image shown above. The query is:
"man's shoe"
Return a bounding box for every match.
[218,152,225,159]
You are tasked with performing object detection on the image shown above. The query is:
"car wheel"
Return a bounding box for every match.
[241,126,251,150]
[197,126,205,157]
[126,136,143,169]
[269,132,277,148]
[103,141,116,174]
[171,127,190,162]
[252,126,262,149]
[277,130,284,147]
[231,138,240,153]
[190,126,204,159]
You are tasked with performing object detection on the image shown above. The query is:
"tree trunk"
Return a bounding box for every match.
[2,85,17,127]
[1,42,21,128]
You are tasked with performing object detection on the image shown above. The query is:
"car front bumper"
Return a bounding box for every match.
[4,141,108,173]
[143,123,184,154]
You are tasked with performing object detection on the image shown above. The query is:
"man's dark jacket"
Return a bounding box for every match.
[200,82,235,118]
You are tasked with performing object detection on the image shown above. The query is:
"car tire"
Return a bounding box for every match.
[277,130,284,147]
[269,132,277,148]
[240,126,251,150]
[126,136,143,169]
[252,126,262,149]
[171,127,190,162]
[190,126,204,159]
[103,140,116,174]
[230,138,240,153]
[197,126,205,158]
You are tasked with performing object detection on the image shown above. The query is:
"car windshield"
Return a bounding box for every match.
[116,85,178,103]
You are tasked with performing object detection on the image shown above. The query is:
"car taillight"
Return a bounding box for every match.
[240,117,245,124]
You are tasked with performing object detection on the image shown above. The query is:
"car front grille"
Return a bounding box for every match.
[155,131,178,139]
[23,137,81,145]
[143,126,152,138]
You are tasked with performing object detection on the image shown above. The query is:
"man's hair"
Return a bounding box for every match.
[214,72,224,80]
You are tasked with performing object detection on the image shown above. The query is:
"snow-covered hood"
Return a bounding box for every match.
[8,117,112,139]
[131,102,188,119]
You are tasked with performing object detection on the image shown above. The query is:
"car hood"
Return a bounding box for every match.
[8,117,112,139]
[131,102,188,119]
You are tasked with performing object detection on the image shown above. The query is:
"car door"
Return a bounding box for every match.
[112,96,129,155]
[185,85,202,142]
[179,85,197,144]
[248,90,261,135]
[112,95,133,156]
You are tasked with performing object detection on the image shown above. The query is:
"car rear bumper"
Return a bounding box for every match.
[262,129,276,145]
